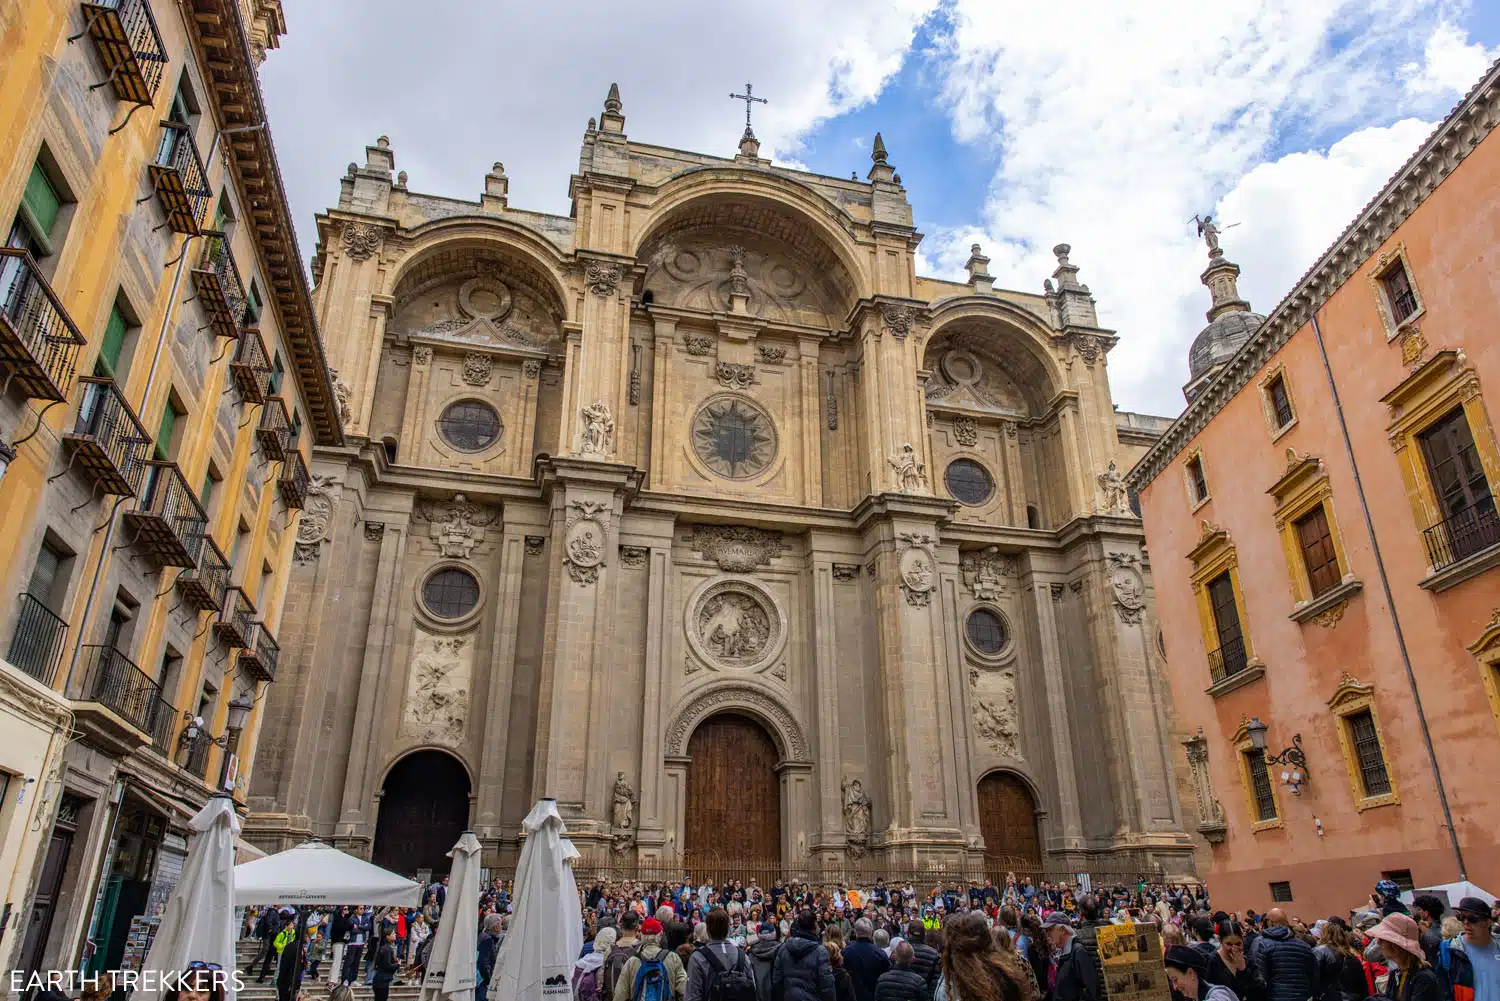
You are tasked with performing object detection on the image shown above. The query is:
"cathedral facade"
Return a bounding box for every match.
[244,86,1198,876]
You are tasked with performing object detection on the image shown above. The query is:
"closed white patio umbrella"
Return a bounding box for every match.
[491,799,583,1001]
[420,832,481,1001]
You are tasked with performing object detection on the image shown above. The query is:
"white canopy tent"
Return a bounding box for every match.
[1400,881,1497,909]
[234,840,422,906]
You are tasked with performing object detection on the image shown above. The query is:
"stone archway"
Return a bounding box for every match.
[683,713,782,864]
[978,770,1043,868]
[372,749,471,877]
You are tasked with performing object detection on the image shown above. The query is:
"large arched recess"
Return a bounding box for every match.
[630,171,870,316]
[372,748,473,878]
[388,219,574,325]
[920,297,1068,413]
[977,768,1046,873]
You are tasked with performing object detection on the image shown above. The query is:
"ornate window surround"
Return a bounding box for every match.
[1468,609,1500,738]
[1257,361,1299,441]
[1232,715,1283,833]
[1367,243,1425,342]
[1381,350,1499,589]
[414,560,488,632]
[1267,450,1362,624]
[1184,446,1211,512]
[962,602,1017,666]
[1188,524,1264,696]
[1327,674,1400,812]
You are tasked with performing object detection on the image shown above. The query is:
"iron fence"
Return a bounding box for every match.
[6,593,69,685]
[1423,501,1499,570]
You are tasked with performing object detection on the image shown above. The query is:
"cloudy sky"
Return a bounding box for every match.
[259,0,1498,418]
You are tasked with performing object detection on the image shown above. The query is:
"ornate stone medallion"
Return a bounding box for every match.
[685,578,786,672]
[457,276,513,322]
[691,395,778,480]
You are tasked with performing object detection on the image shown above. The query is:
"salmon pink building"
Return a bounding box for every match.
[1128,59,1500,917]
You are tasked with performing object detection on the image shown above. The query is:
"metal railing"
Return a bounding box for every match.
[5,593,69,685]
[0,248,87,402]
[230,328,272,402]
[240,624,278,682]
[149,695,178,754]
[1208,635,1249,684]
[68,376,153,496]
[184,728,214,779]
[125,461,209,568]
[1423,501,1500,571]
[214,587,256,649]
[80,644,160,734]
[191,234,246,340]
[77,0,169,106]
[257,397,292,461]
[148,121,210,234]
[177,535,230,613]
[278,450,309,509]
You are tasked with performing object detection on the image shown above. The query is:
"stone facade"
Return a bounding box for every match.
[247,90,1196,874]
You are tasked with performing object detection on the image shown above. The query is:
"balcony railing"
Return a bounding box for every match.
[5,593,69,685]
[122,461,208,568]
[190,235,245,341]
[0,249,87,402]
[79,644,160,735]
[257,397,292,462]
[147,122,210,235]
[213,586,256,649]
[1208,635,1249,685]
[76,0,169,106]
[229,328,272,403]
[64,377,153,496]
[1423,500,1500,571]
[177,535,230,613]
[149,695,178,755]
[277,450,308,510]
[183,728,213,780]
[238,624,278,683]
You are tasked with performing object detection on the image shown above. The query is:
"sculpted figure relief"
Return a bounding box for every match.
[889,443,927,493]
[699,590,772,663]
[579,399,614,455]
[1097,460,1131,514]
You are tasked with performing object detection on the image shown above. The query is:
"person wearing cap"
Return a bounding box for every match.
[1166,944,1241,1001]
[1441,897,1500,1001]
[613,916,687,1001]
[1368,912,1442,1001]
[1044,912,1103,1001]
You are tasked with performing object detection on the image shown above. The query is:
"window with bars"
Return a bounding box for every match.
[1269,881,1294,902]
[1296,504,1341,597]
[1380,261,1419,323]
[1266,375,1294,428]
[1381,870,1414,893]
[1187,456,1209,503]
[1245,750,1277,821]
[1346,709,1392,797]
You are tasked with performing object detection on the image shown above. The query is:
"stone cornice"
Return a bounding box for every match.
[185,0,344,446]
[1128,56,1500,491]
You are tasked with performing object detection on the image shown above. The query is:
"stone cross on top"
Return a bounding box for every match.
[729,82,768,138]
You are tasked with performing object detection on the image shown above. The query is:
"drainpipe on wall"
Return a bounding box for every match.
[1308,309,1467,880]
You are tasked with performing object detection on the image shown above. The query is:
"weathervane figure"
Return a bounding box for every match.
[1191,214,1240,255]
[730,82,768,137]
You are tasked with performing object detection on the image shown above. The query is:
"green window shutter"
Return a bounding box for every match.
[95,305,128,378]
[270,355,284,395]
[23,162,62,239]
[155,403,180,460]
[201,472,214,509]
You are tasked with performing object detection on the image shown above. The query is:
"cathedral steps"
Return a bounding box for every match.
[234,938,425,1001]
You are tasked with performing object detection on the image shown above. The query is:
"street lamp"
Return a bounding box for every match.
[1246,716,1309,793]
[218,695,255,792]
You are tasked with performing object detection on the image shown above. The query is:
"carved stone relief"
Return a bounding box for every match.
[412,346,432,366]
[522,359,542,380]
[684,578,786,673]
[417,493,497,560]
[1183,728,1227,842]
[898,532,938,607]
[579,400,615,455]
[972,668,1021,760]
[1107,552,1146,625]
[524,535,545,557]
[643,239,839,326]
[960,546,1017,601]
[888,443,927,493]
[683,334,714,356]
[585,261,624,297]
[400,628,473,744]
[715,362,755,390]
[364,522,385,541]
[297,474,341,544]
[842,777,872,858]
[620,545,648,569]
[663,682,808,760]
[1097,461,1131,514]
[690,525,785,572]
[952,417,979,447]
[462,352,493,386]
[757,344,786,364]
[881,304,915,339]
[341,222,383,261]
[564,518,606,585]
[292,542,319,566]
[831,564,861,583]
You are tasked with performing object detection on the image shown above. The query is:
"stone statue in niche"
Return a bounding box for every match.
[842,776,872,858]
[1097,460,1131,514]
[579,399,614,455]
[888,443,927,493]
[611,771,638,853]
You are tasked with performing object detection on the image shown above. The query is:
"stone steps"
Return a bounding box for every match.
[233,939,423,1000]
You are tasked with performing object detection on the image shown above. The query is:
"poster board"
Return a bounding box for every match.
[120,915,161,974]
[1097,922,1170,1001]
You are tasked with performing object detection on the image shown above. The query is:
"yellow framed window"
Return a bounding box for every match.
[1468,611,1500,739]
[1189,524,1263,694]
[1268,450,1360,623]
[1328,675,1399,811]
[1257,362,1298,440]
[1233,715,1283,832]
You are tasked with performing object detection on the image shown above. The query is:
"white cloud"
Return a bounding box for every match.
[923,0,1482,415]
[1402,22,1499,97]
[260,0,935,258]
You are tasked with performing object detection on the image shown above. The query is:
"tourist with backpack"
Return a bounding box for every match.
[613,917,688,1001]
[606,912,646,998]
[687,907,758,1001]
[576,928,619,1001]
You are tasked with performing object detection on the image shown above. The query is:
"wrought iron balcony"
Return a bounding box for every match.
[122,461,209,568]
[213,586,256,649]
[238,624,278,683]
[148,695,178,755]
[5,593,68,685]
[278,450,308,510]
[177,535,230,613]
[257,397,292,462]
[75,0,168,107]
[79,644,159,735]
[0,249,87,402]
[190,235,246,341]
[147,122,210,235]
[183,727,213,780]
[229,327,272,403]
[1423,500,1500,571]
[63,377,153,496]
[1208,635,1249,685]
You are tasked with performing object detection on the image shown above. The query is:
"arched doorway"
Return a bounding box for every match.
[978,771,1042,868]
[373,750,470,877]
[684,713,781,864]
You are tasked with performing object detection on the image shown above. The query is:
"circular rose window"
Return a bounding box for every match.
[691,396,777,479]
[945,458,994,506]
[966,608,1008,655]
[422,567,480,619]
[437,400,502,452]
